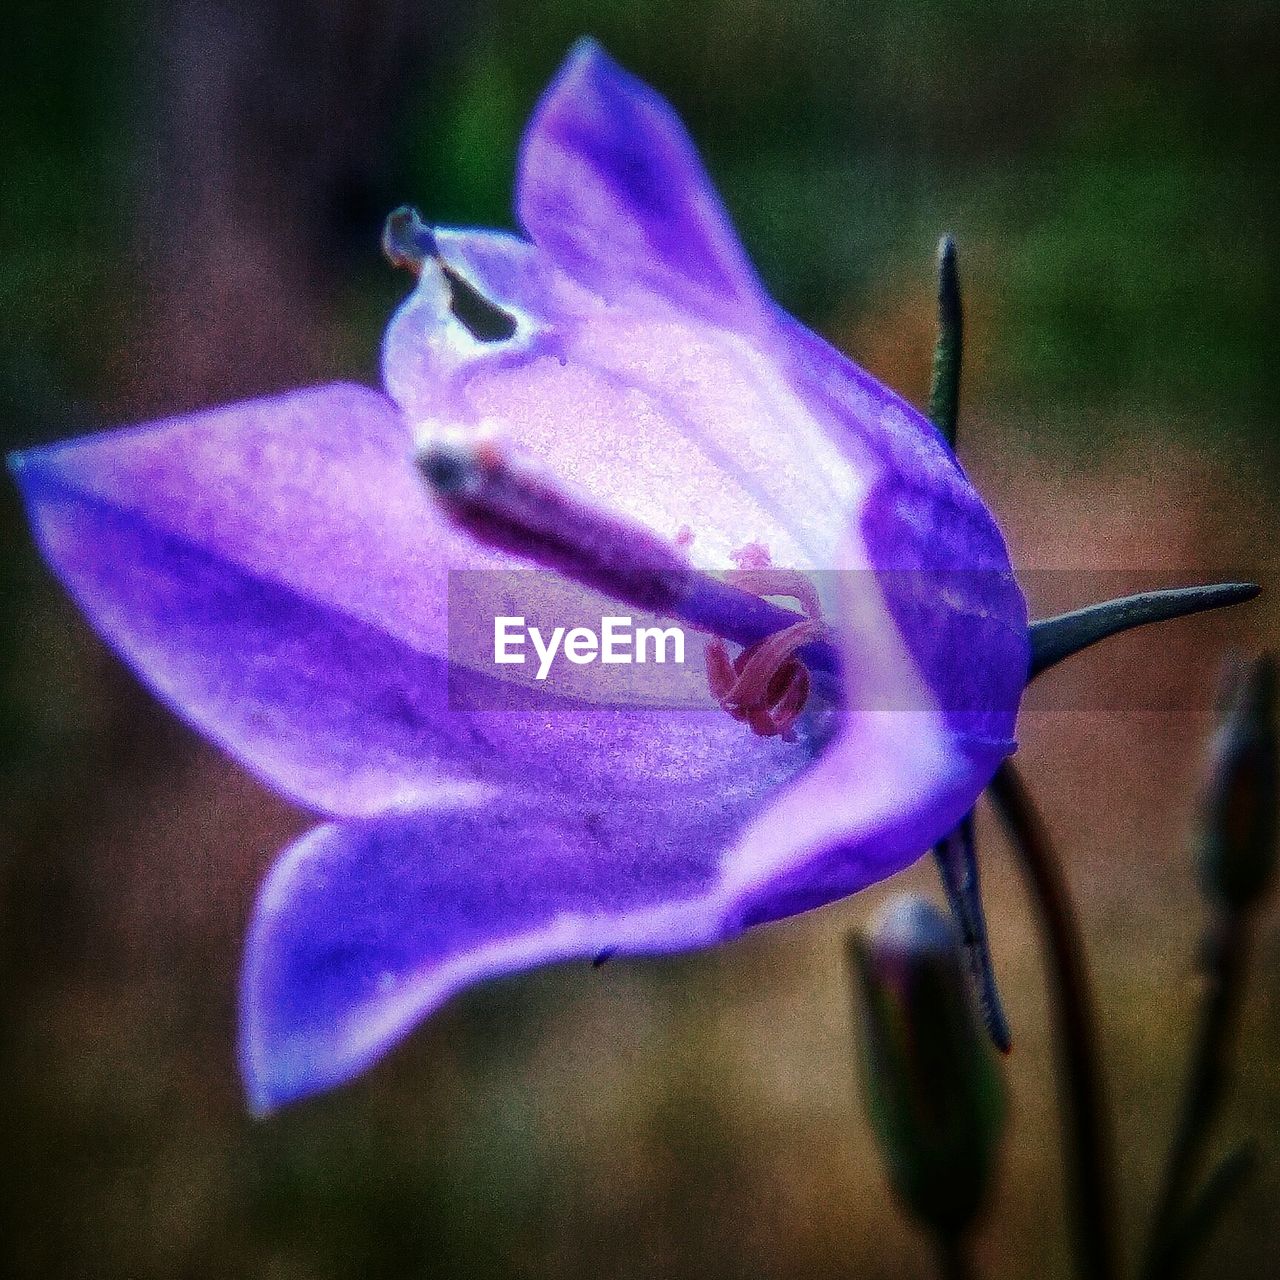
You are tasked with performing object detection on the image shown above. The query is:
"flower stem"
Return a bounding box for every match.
[1164,1142,1256,1278]
[1139,909,1252,1280]
[987,761,1119,1280]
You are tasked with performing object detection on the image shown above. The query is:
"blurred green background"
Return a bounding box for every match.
[2,2,1278,1278]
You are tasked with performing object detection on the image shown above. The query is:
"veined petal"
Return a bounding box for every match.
[385,232,872,580]
[9,385,486,814]
[241,793,742,1112]
[722,711,996,928]
[516,38,764,322]
[242,665,992,1114]
[11,383,811,816]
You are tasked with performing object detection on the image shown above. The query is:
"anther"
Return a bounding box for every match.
[725,568,823,622]
[724,618,825,710]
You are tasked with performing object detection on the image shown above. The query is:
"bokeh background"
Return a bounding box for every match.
[3,2,1278,1277]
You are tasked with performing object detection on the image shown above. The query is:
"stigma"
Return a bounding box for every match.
[705,558,828,741]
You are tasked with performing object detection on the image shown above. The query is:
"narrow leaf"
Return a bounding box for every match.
[1029,583,1260,679]
[927,235,963,450]
[932,813,1012,1052]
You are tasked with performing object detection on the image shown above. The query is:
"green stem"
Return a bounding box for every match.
[1028,584,1259,679]
[931,813,1011,1051]
[1165,1143,1256,1278]
[988,762,1119,1280]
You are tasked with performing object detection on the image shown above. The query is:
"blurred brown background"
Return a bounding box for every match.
[2,2,1278,1277]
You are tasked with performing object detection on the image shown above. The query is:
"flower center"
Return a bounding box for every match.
[418,438,844,736]
[704,553,828,741]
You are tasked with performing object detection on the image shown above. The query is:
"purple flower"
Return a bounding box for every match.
[9,40,1027,1112]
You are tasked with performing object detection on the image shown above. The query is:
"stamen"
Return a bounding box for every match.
[701,550,829,740]
[764,655,803,706]
[722,619,826,711]
[704,640,813,741]
[770,663,811,738]
[730,541,772,571]
[419,436,842,676]
[705,638,738,701]
[705,618,825,740]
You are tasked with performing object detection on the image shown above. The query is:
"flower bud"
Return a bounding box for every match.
[849,894,1005,1240]
[1199,654,1277,912]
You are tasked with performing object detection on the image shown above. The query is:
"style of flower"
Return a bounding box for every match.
[9,40,1028,1112]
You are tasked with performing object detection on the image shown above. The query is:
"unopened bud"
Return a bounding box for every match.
[1200,653,1277,912]
[849,894,1005,1240]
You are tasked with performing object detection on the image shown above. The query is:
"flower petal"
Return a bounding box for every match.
[10,385,488,814]
[385,234,870,579]
[12,383,808,816]
[779,317,1030,746]
[240,793,741,1112]
[516,39,763,322]
[242,691,994,1113]
[725,718,994,928]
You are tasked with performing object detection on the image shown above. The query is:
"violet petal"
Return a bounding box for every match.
[516,38,763,321]
[241,796,737,1112]
[11,383,810,816]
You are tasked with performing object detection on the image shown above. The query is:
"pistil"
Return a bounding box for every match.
[419,435,841,676]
